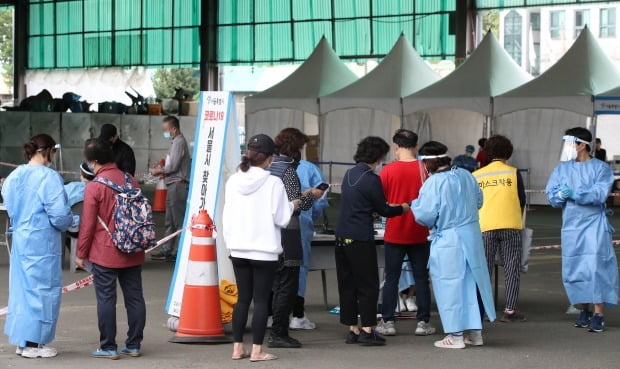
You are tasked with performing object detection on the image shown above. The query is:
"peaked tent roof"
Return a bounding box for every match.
[494,27,620,116]
[320,35,440,116]
[403,32,531,116]
[245,37,358,115]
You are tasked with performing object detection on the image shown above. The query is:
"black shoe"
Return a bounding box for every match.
[150,252,167,261]
[358,329,386,346]
[165,255,177,262]
[345,331,359,344]
[268,335,302,348]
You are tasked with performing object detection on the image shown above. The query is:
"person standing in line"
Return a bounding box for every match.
[223,134,300,362]
[594,138,607,162]
[476,138,489,168]
[76,139,146,359]
[452,145,478,172]
[291,146,329,330]
[99,124,136,176]
[546,127,618,333]
[375,129,435,337]
[2,134,75,359]
[336,136,410,347]
[149,116,191,262]
[267,128,324,348]
[474,135,527,322]
[412,141,495,349]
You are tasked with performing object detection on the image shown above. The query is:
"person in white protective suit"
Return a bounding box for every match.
[546,127,618,333]
[1,134,75,359]
[412,141,495,349]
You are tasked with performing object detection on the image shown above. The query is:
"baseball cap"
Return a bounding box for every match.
[247,134,276,155]
[465,145,475,153]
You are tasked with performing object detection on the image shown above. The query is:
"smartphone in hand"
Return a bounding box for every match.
[316,183,330,191]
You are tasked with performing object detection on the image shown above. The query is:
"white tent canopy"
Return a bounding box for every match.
[320,34,440,115]
[495,27,620,116]
[244,37,357,138]
[403,32,531,116]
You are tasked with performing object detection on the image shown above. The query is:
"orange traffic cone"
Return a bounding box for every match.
[153,159,167,212]
[170,210,231,343]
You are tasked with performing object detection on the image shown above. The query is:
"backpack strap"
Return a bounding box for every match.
[123,172,134,189]
[93,176,124,193]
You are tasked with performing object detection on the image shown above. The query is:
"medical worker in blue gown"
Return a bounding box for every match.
[412,141,495,350]
[1,134,75,359]
[546,127,618,333]
[291,159,328,329]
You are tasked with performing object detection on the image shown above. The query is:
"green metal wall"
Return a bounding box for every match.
[28,0,201,68]
[217,0,456,64]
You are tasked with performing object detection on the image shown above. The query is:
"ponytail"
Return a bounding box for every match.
[238,150,270,172]
[239,155,251,172]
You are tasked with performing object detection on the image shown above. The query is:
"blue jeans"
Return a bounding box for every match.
[381,242,431,322]
[92,264,146,351]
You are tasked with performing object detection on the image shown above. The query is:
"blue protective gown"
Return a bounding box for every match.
[64,181,86,207]
[296,160,328,297]
[1,164,73,347]
[412,167,496,333]
[545,158,618,306]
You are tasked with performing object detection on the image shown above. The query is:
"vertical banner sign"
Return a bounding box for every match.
[166,91,239,316]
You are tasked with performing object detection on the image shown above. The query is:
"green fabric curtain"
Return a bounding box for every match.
[28,0,200,69]
[217,0,456,64]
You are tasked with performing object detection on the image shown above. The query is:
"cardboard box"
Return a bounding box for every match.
[180,101,198,116]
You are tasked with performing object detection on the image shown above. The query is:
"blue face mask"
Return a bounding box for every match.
[163,131,173,140]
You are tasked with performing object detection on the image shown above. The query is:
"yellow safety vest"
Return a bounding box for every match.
[473,161,522,232]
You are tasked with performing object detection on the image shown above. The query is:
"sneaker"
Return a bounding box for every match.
[499,309,527,322]
[464,335,484,346]
[589,314,605,333]
[345,331,360,344]
[90,349,120,360]
[395,295,407,313]
[21,346,58,359]
[267,335,302,349]
[15,347,23,356]
[358,329,386,346]
[405,296,418,312]
[290,316,316,330]
[434,334,466,349]
[415,321,436,336]
[375,319,396,336]
[267,316,273,328]
[566,305,580,315]
[574,310,593,328]
[120,347,142,357]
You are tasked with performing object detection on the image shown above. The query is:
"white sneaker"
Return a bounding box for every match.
[405,296,418,312]
[464,335,484,346]
[21,346,58,358]
[375,319,396,336]
[415,321,436,336]
[395,294,407,312]
[16,347,23,355]
[289,316,316,330]
[434,334,466,349]
[566,305,580,315]
[267,316,273,329]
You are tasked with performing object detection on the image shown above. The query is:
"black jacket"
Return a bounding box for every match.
[112,139,136,176]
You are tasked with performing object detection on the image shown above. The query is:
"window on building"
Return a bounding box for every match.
[504,10,522,66]
[550,10,565,39]
[530,12,540,31]
[531,42,540,76]
[574,10,589,38]
[600,8,616,38]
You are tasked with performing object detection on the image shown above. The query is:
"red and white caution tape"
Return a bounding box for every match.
[529,239,620,252]
[526,189,620,197]
[0,226,187,316]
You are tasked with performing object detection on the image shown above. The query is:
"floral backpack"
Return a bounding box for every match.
[94,173,157,253]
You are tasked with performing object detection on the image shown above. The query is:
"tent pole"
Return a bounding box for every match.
[589,115,598,155]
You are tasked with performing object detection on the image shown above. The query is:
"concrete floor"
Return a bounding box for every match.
[1,206,620,369]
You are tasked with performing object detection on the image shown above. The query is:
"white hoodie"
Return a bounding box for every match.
[223,166,293,261]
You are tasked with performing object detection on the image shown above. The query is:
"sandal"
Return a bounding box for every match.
[232,352,250,360]
[250,352,278,362]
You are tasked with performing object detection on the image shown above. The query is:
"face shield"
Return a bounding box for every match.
[418,154,448,176]
[559,135,589,162]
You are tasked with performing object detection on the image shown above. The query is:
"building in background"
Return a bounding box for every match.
[496,3,620,76]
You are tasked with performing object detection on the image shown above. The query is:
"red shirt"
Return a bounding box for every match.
[77,163,145,268]
[379,160,429,244]
[476,150,488,168]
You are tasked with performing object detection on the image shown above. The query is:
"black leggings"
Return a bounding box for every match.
[230,257,278,345]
